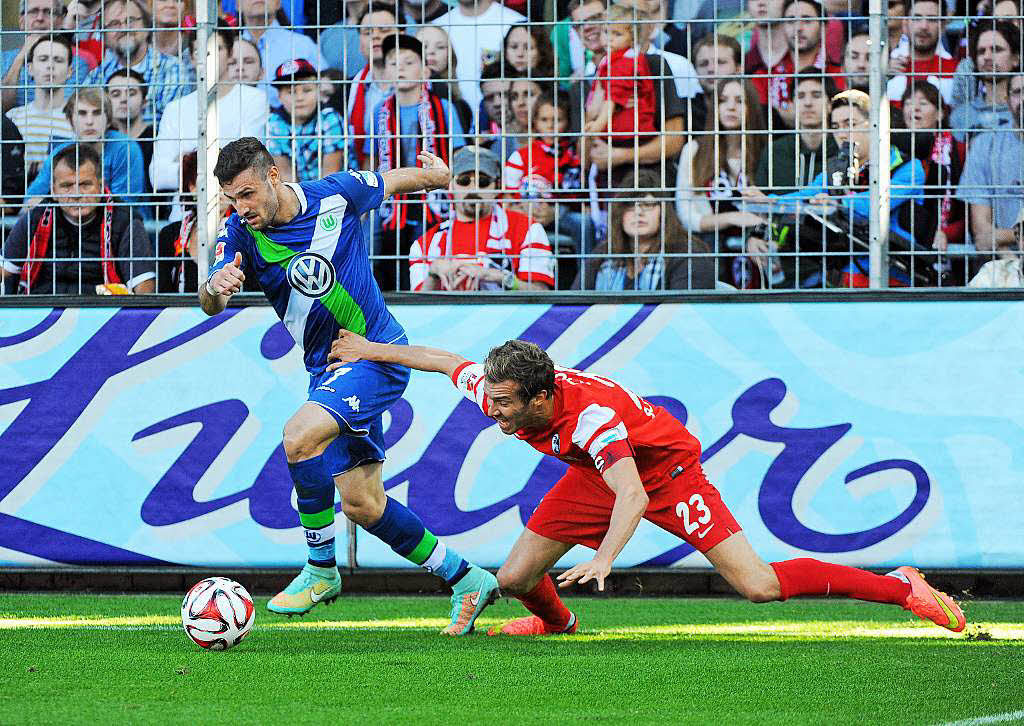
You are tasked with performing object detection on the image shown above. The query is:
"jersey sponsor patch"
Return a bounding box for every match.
[348,170,378,187]
[286,251,336,298]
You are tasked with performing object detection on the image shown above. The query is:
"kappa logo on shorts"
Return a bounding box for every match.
[343,395,360,412]
[286,252,336,298]
[551,434,560,454]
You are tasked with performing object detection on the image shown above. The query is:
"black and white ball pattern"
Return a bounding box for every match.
[181,577,255,651]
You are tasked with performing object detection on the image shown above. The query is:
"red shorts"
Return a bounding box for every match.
[526,463,741,554]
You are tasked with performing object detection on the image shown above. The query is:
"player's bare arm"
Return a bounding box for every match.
[556,457,649,592]
[198,252,246,316]
[328,329,467,377]
[381,151,450,199]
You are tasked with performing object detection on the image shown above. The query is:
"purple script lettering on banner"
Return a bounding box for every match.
[0,308,238,563]
[642,378,930,565]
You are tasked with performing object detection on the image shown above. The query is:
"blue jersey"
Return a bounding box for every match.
[212,169,404,373]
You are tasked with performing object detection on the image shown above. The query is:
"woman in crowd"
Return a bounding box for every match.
[897,81,969,284]
[417,25,474,135]
[675,78,767,286]
[502,23,556,81]
[950,0,1023,107]
[232,37,264,86]
[574,169,715,290]
[497,74,551,160]
[949,20,1021,141]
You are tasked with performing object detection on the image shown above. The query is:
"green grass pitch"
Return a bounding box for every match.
[1,593,1022,725]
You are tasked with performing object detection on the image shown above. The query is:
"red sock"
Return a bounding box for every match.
[518,575,572,632]
[770,558,911,606]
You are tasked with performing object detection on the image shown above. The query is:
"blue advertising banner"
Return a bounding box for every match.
[0,302,1021,569]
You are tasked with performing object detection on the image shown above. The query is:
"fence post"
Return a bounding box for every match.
[868,0,891,288]
[195,0,221,284]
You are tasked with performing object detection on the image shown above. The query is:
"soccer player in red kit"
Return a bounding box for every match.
[328,333,967,636]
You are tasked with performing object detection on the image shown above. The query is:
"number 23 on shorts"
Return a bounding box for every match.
[676,494,714,539]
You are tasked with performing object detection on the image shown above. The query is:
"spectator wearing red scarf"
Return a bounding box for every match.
[1,144,155,295]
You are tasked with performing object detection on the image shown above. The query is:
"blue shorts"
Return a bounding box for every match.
[307,338,410,476]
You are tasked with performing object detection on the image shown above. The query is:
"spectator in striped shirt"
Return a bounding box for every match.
[409,145,555,292]
[82,0,194,127]
[4,35,75,178]
[265,59,345,183]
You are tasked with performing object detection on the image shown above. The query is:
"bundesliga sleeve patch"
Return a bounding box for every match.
[214,240,226,263]
[571,404,633,473]
[348,170,378,187]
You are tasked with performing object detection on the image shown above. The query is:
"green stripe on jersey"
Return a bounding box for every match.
[407,530,439,566]
[247,225,368,335]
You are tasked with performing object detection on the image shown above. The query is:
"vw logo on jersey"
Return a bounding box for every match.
[286,252,336,298]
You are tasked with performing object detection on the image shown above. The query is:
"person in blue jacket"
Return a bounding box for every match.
[25,87,149,219]
[742,89,925,288]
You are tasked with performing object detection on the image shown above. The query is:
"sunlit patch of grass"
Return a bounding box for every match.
[4,614,1022,641]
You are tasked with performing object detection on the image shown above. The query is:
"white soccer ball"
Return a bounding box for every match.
[181,577,255,651]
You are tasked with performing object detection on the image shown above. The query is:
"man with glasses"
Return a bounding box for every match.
[1,0,90,112]
[82,0,192,127]
[409,145,555,291]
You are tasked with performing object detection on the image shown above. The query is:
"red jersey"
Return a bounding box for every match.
[750,47,844,110]
[451,361,702,486]
[408,204,555,291]
[886,51,958,107]
[592,48,657,144]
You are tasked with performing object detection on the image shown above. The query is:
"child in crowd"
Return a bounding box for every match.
[584,4,656,147]
[504,88,591,264]
[265,59,345,182]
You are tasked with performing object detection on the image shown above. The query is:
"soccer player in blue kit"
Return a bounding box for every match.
[199,137,498,635]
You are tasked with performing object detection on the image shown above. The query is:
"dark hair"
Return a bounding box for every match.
[214,137,274,184]
[794,66,840,98]
[480,61,516,84]
[357,3,397,24]
[534,87,570,116]
[28,33,73,64]
[53,143,102,178]
[182,149,199,193]
[607,168,700,270]
[783,0,824,16]
[502,22,555,79]
[106,0,152,29]
[187,22,238,55]
[484,340,556,402]
[106,67,149,99]
[968,20,1022,71]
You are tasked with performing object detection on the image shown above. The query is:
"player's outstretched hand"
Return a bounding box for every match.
[208,253,245,296]
[556,558,612,592]
[417,151,450,191]
[327,329,371,371]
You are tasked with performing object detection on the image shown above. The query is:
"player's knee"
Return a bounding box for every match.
[496,564,532,596]
[282,421,318,463]
[340,493,385,527]
[738,569,782,603]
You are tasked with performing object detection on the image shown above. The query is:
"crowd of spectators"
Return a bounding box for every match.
[0,0,1022,294]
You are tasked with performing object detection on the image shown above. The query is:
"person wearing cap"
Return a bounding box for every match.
[409,145,555,291]
[265,58,345,183]
[742,89,926,288]
[150,24,268,203]
[370,33,468,292]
